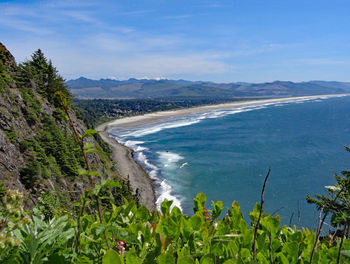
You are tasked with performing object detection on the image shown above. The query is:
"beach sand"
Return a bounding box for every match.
[95,94,349,210]
[97,128,156,211]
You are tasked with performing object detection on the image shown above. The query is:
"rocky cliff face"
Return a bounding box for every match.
[0,43,115,204]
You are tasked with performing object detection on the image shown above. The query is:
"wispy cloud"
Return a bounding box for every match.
[62,10,98,24]
[43,0,98,9]
[163,14,194,20]
[118,10,154,16]
[295,58,348,66]
[0,17,53,35]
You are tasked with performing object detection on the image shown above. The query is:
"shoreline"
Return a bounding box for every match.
[99,94,349,130]
[95,93,349,210]
[97,128,157,211]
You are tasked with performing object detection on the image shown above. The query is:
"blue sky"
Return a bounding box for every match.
[1,0,350,82]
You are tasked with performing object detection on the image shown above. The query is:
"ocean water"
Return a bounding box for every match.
[109,95,350,229]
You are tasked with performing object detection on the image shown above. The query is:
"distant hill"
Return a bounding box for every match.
[66,77,350,99]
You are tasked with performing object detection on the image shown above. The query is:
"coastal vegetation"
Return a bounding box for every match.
[1,45,349,263]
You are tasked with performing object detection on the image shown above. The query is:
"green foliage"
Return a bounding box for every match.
[307,147,350,229]
[19,50,71,105]
[5,125,19,144]
[1,191,348,263]
[0,55,13,93]
[37,191,67,221]
[40,114,81,177]
[0,189,29,261]
[19,158,41,189]
[0,181,6,201]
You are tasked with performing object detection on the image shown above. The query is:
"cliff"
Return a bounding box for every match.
[0,43,128,205]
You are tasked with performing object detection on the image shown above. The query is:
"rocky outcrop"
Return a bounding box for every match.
[0,42,113,204]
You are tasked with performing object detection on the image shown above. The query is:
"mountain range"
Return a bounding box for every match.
[66,77,350,99]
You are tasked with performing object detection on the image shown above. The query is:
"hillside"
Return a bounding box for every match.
[66,77,350,99]
[0,43,134,206]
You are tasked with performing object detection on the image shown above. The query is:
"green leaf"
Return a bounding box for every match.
[341,250,350,258]
[78,168,101,177]
[177,256,195,264]
[161,199,173,216]
[200,254,215,264]
[193,193,206,213]
[82,129,99,138]
[126,248,142,264]
[135,205,149,221]
[78,168,88,175]
[211,200,223,220]
[222,260,238,264]
[84,142,94,150]
[85,148,98,153]
[102,180,122,188]
[157,252,175,264]
[240,248,251,262]
[276,252,289,264]
[189,215,202,231]
[282,241,299,262]
[102,249,122,264]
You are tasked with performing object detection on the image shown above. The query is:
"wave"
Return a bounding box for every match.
[109,94,349,214]
[124,140,147,152]
[156,180,183,211]
[127,146,184,211]
[157,151,184,169]
[112,95,349,140]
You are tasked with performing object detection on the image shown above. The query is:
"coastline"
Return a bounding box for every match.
[95,93,349,210]
[97,128,157,211]
[99,94,349,129]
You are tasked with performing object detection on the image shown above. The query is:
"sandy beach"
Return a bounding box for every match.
[95,93,349,210]
[99,94,349,130]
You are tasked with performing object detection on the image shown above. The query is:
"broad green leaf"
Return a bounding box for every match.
[101,180,122,188]
[189,215,202,231]
[82,129,99,138]
[161,199,173,216]
[84,142,94,150]
[85,148,98,153]
[194,193,206,213]
[282,241,299,263]
[240,248,251,262]
[256,252,269,264]
[177,256,195,264]
[200,254,215,264]
[135,205,149,220]
[157,252,175,264]
[78,168,101,177]
[211,200,223,220]
[126,248,142,264]
[102,249,122,264]
[276,252,289,264]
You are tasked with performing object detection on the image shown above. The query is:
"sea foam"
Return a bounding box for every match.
[109,94,350,215]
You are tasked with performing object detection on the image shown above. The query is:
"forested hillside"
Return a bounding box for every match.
[0,42,134,207]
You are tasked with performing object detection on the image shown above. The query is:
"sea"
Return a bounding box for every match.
[109,95,350,229]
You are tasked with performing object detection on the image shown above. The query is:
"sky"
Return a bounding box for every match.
[1,0,350,83]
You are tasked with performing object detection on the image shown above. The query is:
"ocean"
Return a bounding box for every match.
[109,95,350,229]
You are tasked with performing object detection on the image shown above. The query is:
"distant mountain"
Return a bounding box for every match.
[66,77,350,99]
